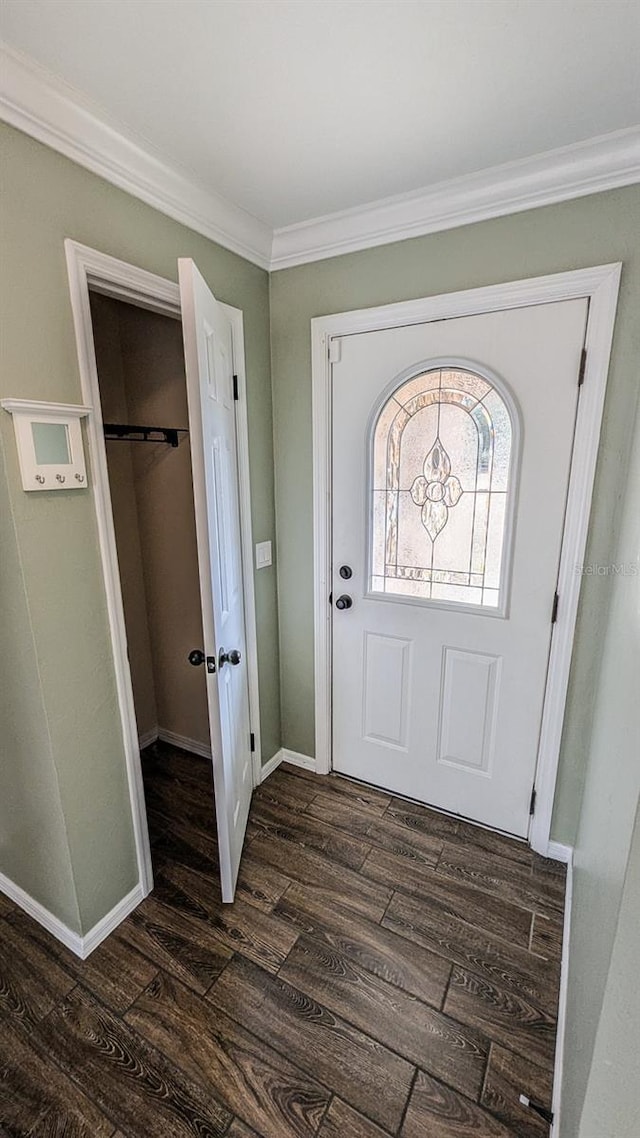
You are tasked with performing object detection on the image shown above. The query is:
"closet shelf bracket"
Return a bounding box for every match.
[102,423,188,448]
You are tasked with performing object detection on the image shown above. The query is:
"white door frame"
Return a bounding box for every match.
[65,239,262,896]
[311,263,621,858]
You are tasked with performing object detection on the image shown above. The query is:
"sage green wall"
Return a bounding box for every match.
[0,122,279,934]
[577,800,640,1138]
[560,385,640,1137]
[269,184,640,843]
[0,433,80,931]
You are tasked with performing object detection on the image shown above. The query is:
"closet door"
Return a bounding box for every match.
[179,258,253,902]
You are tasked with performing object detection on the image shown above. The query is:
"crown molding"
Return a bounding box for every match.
[2,42,638,273]
[270,127,640,269]
[0,42,272,270]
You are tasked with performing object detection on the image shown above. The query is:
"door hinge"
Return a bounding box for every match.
[232,374,239,401]
[578,347,587,387]
[551,592,559,624]
[519,1095,553,1126]
[529,787,537,816]
[250,732,255,753]
[328,338,341,364]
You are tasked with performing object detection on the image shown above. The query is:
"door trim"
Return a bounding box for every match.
[311,263,621,856]
[64,239,262,898]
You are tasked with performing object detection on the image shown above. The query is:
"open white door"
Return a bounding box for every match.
[178,258,253,902]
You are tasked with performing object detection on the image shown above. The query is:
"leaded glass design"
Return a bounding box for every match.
[371,368,514,608]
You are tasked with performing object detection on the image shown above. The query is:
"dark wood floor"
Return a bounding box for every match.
[1,741,566,1138]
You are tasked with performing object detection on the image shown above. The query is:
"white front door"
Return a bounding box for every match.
[179,259,252,900]
[332,299,588,837]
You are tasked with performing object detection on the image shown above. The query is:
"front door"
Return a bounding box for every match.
[332,299,587,837]
[179,259,252,900]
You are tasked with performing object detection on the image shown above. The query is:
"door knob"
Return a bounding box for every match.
[188,649,216,673]
[335,594,353,610]
[219,647,242,668]
[339,565,353,579]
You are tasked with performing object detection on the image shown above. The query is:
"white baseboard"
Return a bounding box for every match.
[0,870,83,955]
[551,846,574,1136]
[260,747,317,783]
[138,727,159,750]
[280,748,317,772]
[0,871,144,960]
[80,883,144,958]
[138,726,212,760]
[156,727,212,760]
[259,749,284,782]
[547,840,573,864]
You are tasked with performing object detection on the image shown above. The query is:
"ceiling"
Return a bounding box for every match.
[1,0,639,231]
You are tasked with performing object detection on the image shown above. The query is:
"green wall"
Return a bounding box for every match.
[0,432,80,931]
[269,184,640,843]
[577,799,640,1138]
[560,385,640,1137]
[0,122,280,934]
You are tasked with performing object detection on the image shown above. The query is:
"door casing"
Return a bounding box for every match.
[311,264,621,858]
[65,239,262,899]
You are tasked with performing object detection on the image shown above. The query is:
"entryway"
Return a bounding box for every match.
[312,266,621,851]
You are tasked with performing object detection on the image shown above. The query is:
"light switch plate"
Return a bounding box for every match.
[255,540,272,569]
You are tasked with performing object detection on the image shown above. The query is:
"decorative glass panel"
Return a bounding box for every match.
[370,367,514,609]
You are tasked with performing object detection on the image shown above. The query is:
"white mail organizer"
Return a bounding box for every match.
[1,399,91,491]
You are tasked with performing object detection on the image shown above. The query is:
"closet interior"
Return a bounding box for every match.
[89,291,212,778]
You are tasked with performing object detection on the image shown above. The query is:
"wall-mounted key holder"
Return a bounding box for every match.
[1,399,91,491]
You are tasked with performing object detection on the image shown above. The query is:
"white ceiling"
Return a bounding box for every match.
[1,0,639,230]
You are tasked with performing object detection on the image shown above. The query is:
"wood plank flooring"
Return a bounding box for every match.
[0,741,566,1137]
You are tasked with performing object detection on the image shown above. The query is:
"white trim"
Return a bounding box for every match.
[312,321,333,777]
[65,242,155,899]
[1,398,91,417]
[80,884,144,958]
[139,726,215,760]
[260,747,317,783]
[546,841,573,865]
[0,42,271,269]
[157,728,212,761]
[1,42,638,273]
[530,264,621,854]
[280,748,317,772]
[0,871,84,956]
[64,240,263,905]
[271,128,640,269]
[0,872,143,959]
[550,847,574,1137]
[226,305,263,786]
[260,749,285,783]
[311,265,622,853]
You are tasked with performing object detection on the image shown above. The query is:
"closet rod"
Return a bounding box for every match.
[103,423,188,448]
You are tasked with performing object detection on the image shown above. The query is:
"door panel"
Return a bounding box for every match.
[179,259,252,900]
[362,631,412,749]
[437,647,501,775]
[332,300,588,836]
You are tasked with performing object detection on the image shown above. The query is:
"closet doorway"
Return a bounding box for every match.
[66,242,260,906]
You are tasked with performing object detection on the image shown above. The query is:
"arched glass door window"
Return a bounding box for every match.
[371,367,516,609]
